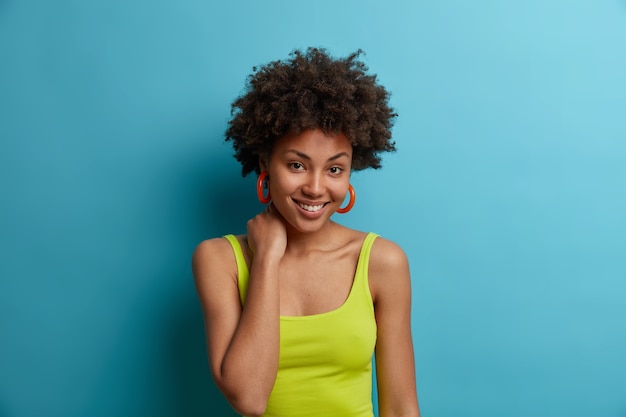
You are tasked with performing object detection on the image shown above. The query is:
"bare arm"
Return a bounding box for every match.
[370,238,420,417]
[192,207,286,416]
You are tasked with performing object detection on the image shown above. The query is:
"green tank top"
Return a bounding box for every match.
[224,233,379,417]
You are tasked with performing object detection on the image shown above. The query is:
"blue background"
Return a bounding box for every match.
[1,1,625,416]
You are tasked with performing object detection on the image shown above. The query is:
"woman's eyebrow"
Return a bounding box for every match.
[285,150,312,160]
[285,150,350,162]
[327,152,350,162]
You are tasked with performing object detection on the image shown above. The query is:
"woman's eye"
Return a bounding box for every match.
[290,162,303,170]
[329,167,343,174]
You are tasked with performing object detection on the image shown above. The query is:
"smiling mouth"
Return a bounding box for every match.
[297,202,326,213]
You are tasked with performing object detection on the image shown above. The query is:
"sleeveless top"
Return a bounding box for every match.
[223,233,379,417]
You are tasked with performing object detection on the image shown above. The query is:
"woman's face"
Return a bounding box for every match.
[263,129,353,234]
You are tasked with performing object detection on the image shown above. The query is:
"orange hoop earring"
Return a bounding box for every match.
[257,171,271,204]
[336,184,356,214]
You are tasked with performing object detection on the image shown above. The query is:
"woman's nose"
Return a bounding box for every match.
[302,173,324,196]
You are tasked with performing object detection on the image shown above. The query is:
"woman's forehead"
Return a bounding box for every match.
[272,129,352,157]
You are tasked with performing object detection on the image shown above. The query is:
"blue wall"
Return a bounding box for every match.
[1,1,625,416]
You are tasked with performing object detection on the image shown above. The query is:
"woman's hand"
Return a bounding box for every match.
[246,203,287,260]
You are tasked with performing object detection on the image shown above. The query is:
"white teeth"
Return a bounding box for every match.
[298,203,324,212]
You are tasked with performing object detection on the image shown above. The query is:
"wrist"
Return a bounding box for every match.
[251,252,282,272]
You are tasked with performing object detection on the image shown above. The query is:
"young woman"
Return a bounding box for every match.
[193,48,420,417]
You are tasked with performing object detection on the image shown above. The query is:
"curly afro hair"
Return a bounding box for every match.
[225,47,397,176]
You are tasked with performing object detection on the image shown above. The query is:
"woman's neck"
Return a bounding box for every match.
[284,220,344,255]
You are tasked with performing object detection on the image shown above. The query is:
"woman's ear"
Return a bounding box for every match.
[259,155,269,172]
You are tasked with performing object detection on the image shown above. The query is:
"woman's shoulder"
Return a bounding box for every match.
[370,235,408,265]
[193,235,232,259]
[335,226,407,265]
[367,234,410,292]
[339,224,406,263]
[193,234,248,254]
[192,235,247,284]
